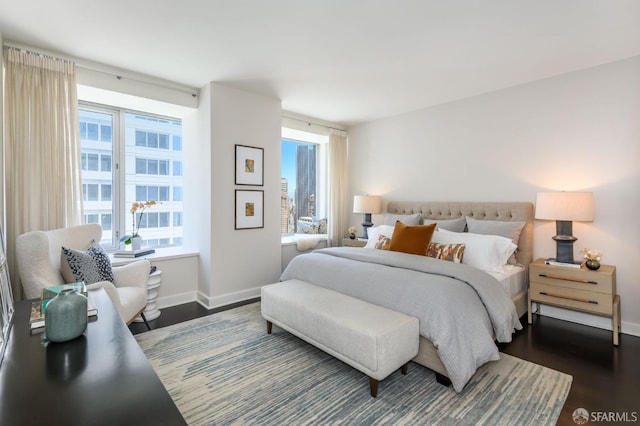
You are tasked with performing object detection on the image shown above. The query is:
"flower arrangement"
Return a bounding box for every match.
[581,248,602,261]
[348,226,357,239]
[581,248,602,270]
[120,200,156,245]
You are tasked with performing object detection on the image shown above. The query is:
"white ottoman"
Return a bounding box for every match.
[261,279,419,397]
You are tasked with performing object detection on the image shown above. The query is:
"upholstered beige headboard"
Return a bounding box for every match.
[386,201,534,267]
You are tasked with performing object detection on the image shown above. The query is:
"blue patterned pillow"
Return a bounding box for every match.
[60,240,114,284]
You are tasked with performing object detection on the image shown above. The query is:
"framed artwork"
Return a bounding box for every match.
[235,190,264,230]
[235,144,264,186]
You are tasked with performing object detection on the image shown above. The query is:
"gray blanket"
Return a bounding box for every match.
[280,247,523,392]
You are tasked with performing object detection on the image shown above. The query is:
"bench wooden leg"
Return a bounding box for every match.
[435,372,452,387]
[400,362,409,375]
[369,377,378,398]
[266,320,272,334]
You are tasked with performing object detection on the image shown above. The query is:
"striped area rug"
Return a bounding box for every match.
[135,302,571,425]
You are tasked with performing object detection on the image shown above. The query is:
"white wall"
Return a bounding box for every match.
[183,84,213,301]
[188,83,282,308]
[348,56,640,335]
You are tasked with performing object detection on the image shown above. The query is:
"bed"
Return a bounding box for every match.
[280,201,534,392]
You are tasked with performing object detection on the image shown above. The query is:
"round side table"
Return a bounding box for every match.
[134,269,162,322]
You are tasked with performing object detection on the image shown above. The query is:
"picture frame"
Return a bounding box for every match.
[235,144,264,186]
[235,190,264,230]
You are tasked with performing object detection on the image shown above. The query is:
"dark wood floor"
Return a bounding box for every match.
[131,302,640,425]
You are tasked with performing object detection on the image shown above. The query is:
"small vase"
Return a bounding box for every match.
[585,259,600,271]
[349,233,356,240]
[131,236,143,251]
[45,289,88,343]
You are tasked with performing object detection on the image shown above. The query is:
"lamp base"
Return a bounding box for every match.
[362,213,373,239]
[553,220,577,264]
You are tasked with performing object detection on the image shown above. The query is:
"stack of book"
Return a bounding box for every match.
[30,282,98,331]
[113,247,156,258]
[544,258,584,269]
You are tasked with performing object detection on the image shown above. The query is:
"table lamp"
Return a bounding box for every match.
[535,191,594,264]
[353,195,382,239]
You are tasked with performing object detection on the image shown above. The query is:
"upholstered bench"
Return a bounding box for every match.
[261,279,419,397]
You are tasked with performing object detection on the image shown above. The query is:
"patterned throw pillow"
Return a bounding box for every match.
[374,234,391,250]
[426,242,465,263]
[60,240,115,284]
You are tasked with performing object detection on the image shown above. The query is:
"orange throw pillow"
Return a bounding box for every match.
[389,221,436,256]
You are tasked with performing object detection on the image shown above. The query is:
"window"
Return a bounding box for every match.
[281,128,328,236]
[101,154,112,172]
[135,158,170,176]
[173,135,182,151]
[173,186,183,201]
[86,153,99,171]
[101,184,112,202]
[83,183,99,201]
[79,107,183,249]
[135,130,171,150]
[173,212,182,226]
[136,185,170,202]
[173,161,182,176]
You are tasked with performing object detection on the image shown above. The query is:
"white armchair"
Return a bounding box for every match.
[16,223,150,327]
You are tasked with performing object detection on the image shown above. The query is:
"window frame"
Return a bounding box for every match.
[280,127,328,237]
[79,101,183,250]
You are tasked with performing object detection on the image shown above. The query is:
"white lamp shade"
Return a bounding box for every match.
[535,192,594,221]
[353,195,382,214]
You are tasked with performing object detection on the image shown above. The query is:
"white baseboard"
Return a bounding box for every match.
[157,291,198,309]
[196,286,261,310]
[534,303,640,337]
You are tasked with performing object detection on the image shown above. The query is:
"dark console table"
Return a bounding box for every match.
[0,288,185,426]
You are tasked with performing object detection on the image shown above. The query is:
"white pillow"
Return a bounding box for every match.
[383,213,422,226]
[422,217,467,232]
[431,229,516,273]
[364,225,395,249]
[465,217,525,265]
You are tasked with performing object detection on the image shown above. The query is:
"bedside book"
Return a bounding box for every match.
[113,247,156,258]
[544,258,584,269]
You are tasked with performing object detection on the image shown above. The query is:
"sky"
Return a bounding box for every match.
[281,139,299,198]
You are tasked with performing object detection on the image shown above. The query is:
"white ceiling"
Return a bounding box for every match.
[1,0,639,126]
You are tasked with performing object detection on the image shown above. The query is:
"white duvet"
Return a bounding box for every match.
[280,247,522,392]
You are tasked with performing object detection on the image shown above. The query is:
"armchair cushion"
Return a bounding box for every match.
[87,279,146,324]
[112,260,150,290]
[60,240,115,284]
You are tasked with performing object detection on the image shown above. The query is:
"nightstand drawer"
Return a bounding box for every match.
[529,282,613,315]
[529,263,615,295]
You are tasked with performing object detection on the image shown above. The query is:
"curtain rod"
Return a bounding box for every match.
[282,114,346,132]
[4,41,199,98]
[5,45,73,64]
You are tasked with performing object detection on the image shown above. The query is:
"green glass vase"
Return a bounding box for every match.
[45,289,88,343]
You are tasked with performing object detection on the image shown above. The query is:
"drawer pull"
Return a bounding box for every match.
[538,273,598,285]
[539,291,598,304]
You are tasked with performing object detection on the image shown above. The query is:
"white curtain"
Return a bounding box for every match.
[327,128,349,247]
[3,47,83,298]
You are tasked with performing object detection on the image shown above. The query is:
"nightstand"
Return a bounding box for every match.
[528,258,621,345]
[342,238,367,247]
